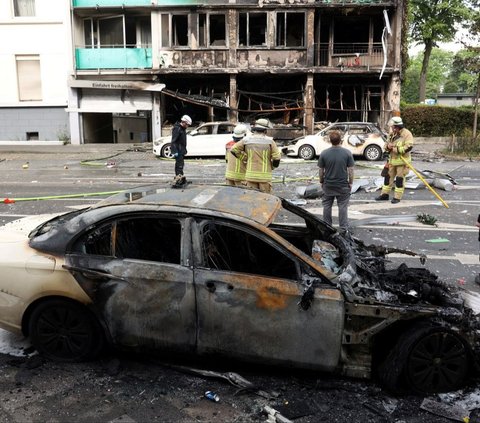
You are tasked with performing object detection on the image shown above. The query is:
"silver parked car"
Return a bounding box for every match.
[283,122,386,161]
[0,185,478,394]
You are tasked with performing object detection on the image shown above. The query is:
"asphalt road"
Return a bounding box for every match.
[0,143,479,423]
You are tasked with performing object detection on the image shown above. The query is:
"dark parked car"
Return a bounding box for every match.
[0,185,478,394]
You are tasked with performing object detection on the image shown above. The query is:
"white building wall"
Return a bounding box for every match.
[0,0,72,140]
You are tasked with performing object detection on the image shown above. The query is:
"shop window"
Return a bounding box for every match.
[239,12,267,47]
[13,0,35,17]
[276,12,305,47]
[16,55,42,101]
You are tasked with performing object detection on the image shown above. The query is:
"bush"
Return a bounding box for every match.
[400,104,475,137]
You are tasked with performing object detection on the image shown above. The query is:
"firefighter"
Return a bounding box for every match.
[375,116,413,204]
[225,124,248,186]
[231,118,281,194]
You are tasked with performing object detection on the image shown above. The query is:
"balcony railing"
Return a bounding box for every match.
[76,46,152,70]
[73,0,394,6]
[314,42,392,68]
[73,0,153,6]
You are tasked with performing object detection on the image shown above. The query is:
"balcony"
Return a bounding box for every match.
[314,42,393,69]
[73,0,395,6]
[76,47,152,70]
[73,0,153,6]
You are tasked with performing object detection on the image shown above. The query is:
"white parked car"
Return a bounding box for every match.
[283,122,386,161]
[153,121,241,158]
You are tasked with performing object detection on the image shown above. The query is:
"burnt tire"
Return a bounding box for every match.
[377,324,470,394]
[298,144,315,160]
[29,299,104,362]
[363,144,383,161]
[161,143,174,158]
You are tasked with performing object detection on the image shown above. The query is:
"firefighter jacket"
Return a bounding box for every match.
[387,128,414,166]
[231,133,281,183]
[225,140,246,181]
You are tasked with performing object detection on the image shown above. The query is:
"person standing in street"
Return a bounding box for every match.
[375,116,413,204]
[171,115,192,186]
[318,130,354,231]
[225,124,248,186]
[231,118,281,193]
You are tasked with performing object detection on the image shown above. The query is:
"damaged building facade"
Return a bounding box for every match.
[68,0,404,144]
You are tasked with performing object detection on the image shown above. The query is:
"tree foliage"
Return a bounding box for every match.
[409,0,470,102]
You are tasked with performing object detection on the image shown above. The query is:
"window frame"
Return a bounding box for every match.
[275,11,306,48]
[13,0,35,17]
[238,11,268,48]
[15,55,42,102]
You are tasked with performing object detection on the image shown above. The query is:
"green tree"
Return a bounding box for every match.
[403,49,454,103]
[409,0,470,102]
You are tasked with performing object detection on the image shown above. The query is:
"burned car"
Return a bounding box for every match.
[0,185,478,394]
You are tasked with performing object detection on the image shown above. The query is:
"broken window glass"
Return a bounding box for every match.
[209,14,226,46]
[200,221,297,279]
[239,12,267,47]
[115,217,181,264]
[276,12,305,47]
[72,217,182,264]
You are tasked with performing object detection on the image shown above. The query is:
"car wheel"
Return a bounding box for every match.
[377,324,470,394]
[363,145,382,161]
[298,145,315,160]
[161,143,174,158]
[29,299,104,362]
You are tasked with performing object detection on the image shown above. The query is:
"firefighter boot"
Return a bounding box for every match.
[375,194,389,201]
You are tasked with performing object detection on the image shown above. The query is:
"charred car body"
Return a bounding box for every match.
[0,185,478,394]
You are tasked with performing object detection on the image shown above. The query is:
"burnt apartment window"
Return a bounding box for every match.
[239,12,267,47]
[198,13,226,47]
[172,15,188,46]
[13,0,35,17]
[276,12,305,47]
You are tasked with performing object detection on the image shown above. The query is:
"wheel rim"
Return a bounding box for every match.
[365,146,380,161]
[33,305,94,360]
[162,145,173,158]
[299,146,314,160]
[406,331,468,393]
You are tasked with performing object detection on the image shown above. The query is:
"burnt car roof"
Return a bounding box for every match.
[28,185,284,255]
[92,185,282,225]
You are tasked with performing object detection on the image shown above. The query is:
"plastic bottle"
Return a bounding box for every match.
[204,391,219,402]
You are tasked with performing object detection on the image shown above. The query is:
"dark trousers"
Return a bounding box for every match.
[175,155,185,176]
[321,186,351,230]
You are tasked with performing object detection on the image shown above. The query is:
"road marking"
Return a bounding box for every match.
[388,252,478,265]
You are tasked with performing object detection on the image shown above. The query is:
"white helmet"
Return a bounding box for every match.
[181,115,192,125]
[391,116,403,126]
[233,124,247,139]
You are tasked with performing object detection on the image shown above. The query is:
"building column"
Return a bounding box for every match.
[68,88,81,145]
[304,74,314,134]
[152,92,162,140]
[229,74,238,122]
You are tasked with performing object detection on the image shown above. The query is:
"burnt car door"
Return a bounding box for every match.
[65,214,196,353]
[192,218,344,371]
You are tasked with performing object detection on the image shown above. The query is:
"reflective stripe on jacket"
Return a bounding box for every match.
[388,128,414,166]
[225,140,246,181]
[231,134,281,182]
